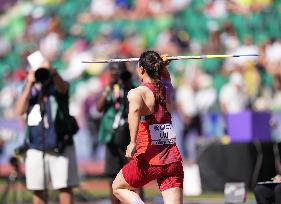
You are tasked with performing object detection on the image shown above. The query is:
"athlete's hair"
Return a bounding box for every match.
[139,50,165,104]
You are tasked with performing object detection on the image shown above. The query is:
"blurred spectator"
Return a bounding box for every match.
[243,61,261,105]
[97,62,144,204]
[270,75,281,111]
[265,39,281,75]
[168,0,191,12]
[176,63,203,161]
[0,37,11,57]
[205,0,227,19]
[232,35,259,67]
[81,78,103,158]
[40,14,63,61]
[61,38,93,81]
[26,8,49,39]
[133,0,151,17]
[195,72,217,114]
[79,0,190,20]
[219,71,249,113]
[120,31,144,58]
[0,69,26,119]
[0,83,18,118]
[15,59,79,204]
[227,0,272,14]
[91,0,116,19]
[220,21,240,53]
[223,35,258,74]
[176,63,217,161]
[156,28,180,55]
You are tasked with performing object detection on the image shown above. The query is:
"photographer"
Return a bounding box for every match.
[15,59,79,204]
[97,62,144,204]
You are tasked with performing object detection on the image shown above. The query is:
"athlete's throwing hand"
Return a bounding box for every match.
[125,142,136,158]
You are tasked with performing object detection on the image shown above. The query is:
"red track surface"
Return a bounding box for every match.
[0,161,105,177]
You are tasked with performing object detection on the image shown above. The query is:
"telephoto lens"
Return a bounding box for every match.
[35,67,51,84]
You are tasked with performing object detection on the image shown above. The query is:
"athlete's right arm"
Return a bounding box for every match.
[126,88,142,158]
[15,71,35,116]
[161,66,171,82]
[161,54,171,82]
[161,66,174,112]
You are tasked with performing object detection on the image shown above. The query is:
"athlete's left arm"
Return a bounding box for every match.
[126,88,142,158]
[161,54,171,82]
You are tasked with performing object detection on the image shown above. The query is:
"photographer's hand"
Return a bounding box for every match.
[27,70,35,85]
[15,70,35,116]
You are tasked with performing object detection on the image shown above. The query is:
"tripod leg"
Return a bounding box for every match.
[15,178,24,204]
[0,177,11,204]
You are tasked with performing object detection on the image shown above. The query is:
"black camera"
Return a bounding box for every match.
[35,68,51,85]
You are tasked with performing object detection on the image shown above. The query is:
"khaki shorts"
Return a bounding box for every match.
[25,145,79,190]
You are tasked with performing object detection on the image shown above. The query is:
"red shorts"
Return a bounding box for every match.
[122,158,184,192]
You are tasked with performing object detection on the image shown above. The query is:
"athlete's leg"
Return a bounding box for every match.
[158,161,184,204]
[161,187,183,204]
[112,170,145,204]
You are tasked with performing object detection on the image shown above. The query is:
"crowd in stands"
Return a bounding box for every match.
[1,0,281,160]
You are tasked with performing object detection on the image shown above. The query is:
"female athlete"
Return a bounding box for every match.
[112,50,184,204]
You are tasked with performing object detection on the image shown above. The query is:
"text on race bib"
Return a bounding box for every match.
[149,123,176,145]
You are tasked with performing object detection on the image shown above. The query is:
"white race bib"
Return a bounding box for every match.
[149,123,176,145]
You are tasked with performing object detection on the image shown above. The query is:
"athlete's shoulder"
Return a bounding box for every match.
[128,85,153,101]
[128,87,142,102]
[129,85,151,94]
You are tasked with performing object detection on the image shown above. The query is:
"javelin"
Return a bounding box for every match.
[82,54,259,63]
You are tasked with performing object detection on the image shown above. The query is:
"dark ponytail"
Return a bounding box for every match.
[139,50,165,104]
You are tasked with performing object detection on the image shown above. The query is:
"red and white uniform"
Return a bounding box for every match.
[134,82,182,165]
[122,81,183,192]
